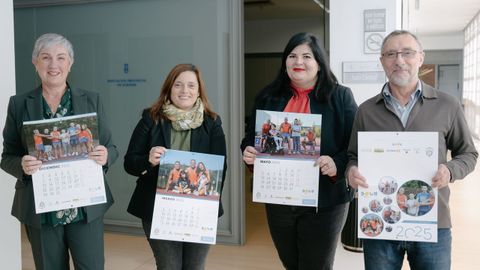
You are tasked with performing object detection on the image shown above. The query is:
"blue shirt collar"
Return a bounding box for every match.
[382,81,422,102]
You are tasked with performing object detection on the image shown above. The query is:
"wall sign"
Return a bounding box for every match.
[106,63,147,87]
[342,61,386,84]
[364,9,386,54]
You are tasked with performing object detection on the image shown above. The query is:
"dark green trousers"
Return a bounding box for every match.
[25,217,104,270]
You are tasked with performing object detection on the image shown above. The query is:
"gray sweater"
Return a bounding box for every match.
[347,81,478,228]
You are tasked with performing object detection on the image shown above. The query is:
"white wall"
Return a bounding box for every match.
[0,0,21,269]
[330,0,402,105]
[418,32,465,50]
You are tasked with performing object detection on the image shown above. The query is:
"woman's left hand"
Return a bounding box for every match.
[89,145,108,166]
[242,146,257,165]
[314,155,337,177]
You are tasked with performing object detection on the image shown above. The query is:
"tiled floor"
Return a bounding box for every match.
[22,163,480,269]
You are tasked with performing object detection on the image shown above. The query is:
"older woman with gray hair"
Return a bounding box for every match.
[0,33,118,270]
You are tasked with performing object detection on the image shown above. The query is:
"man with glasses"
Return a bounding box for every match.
[346,30,477,270]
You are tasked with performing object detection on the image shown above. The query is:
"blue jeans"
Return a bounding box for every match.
[265,203,348,270]
[142,220,210,270]
[292,136,301,152]
[363,228,451,270]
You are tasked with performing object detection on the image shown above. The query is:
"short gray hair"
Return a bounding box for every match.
[32,33,74,63]
[381,30,423,53]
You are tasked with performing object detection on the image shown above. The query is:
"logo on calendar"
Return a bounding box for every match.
[425,147,434,157]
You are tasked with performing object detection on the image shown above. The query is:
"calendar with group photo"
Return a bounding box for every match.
[252,110,321,207]
[357,132,438,243]
[150,150,225,244]
[23,112,106,214]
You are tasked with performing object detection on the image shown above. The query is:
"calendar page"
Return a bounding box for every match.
[150,150,225,244]
[358,132,438,242]
[23,113,106,213]
[253,110,321,207]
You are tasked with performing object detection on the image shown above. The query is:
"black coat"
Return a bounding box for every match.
[124,109,227,221]
[241,84,357,207]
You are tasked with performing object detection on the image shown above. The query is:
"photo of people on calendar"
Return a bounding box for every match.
[23,112,106,214]
[23,113,99,165]
[254,109,322,158]
[360,213,384,237]
[156,150,225,200]
[357,132,438,242]
[251,110,322,207]
[150,150,225,244]
[397,180,435,217]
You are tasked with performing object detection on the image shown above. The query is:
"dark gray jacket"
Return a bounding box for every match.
[0,86,118,228]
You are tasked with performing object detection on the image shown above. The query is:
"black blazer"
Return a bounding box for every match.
[124,109,227,222]
[241,84,357,208]
[0,86,119,228]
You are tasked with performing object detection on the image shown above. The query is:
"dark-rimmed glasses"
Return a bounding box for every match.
[381,50,421,60]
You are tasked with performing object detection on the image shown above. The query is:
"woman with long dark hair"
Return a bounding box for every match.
[241,32,357,269]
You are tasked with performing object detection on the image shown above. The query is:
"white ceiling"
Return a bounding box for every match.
[244,0,480,36]
[13,0,480,35]
[407,0,480,36]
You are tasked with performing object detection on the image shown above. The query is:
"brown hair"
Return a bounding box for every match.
[150,63,217,122]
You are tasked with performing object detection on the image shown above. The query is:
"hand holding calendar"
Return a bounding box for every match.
[22,155,42,175]
[150,150,225,244]
[23,113,107,213]
[357,132,438,243]
[251,110,322,207]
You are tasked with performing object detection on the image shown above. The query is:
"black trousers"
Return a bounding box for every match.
[265,202,348,270]
[142,220,210,270]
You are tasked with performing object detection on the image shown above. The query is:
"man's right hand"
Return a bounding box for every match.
[347,166,368,189]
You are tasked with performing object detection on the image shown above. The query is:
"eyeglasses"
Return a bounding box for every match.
[381,50,420,60]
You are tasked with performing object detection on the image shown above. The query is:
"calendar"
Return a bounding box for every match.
[358,132,438,242]
[253,110,321,206]
[150,150,225,244]
[23,113,107,213]
[32,159,106,213]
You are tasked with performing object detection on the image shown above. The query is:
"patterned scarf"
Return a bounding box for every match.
[162,98,204,131]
